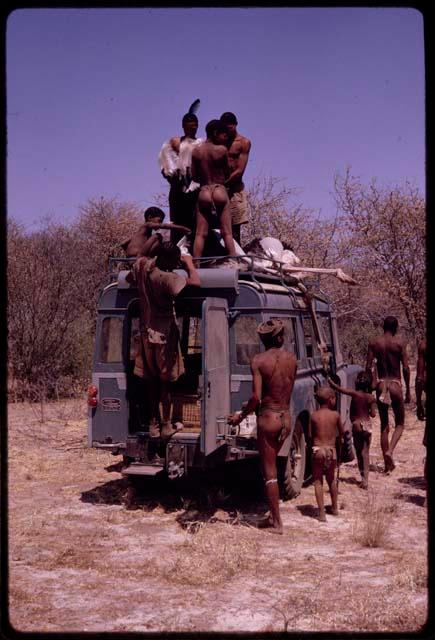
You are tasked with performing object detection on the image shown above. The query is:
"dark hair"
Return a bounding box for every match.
[383,316,398,335]
[182,113,198,126]
[315,386,336,406]
[205,119,227,139]
[155,241,181,268]
[355,371,372,393]
[220,111,238,125]
[144,206,165,222]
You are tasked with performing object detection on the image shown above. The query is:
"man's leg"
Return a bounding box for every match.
[232,224,241,246]
[388,388,405,463]
[416,379,425,420]
[257,424,283,533]
[377,398,391,471]
[352,426,364,480]
[193,194,210,259]
[361,434,371,489]
[160,381,176,438]
[312,453,326,521]
[325,458,338,515]
[143,342,161,437]
[214,187,237,257]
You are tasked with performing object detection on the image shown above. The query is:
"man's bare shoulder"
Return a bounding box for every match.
[369,336,382,350]
[250,352,263,368]
[235,133,251,150]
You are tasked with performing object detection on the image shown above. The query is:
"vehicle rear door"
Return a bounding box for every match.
[89,313,129,446]
[201,297,230,455]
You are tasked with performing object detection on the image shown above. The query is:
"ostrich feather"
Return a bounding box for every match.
[188,99,200,115]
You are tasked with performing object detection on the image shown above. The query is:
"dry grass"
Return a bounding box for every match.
[352,488,397,547]
[393,551,427,591]
[156,521,261,586]
[7,398,429,633]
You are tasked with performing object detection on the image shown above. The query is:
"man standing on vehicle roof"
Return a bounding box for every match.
[191,119,237,261]
[365,316,411,473]
[228,319,297,534]
[159,100,203,245]
[220,111,251,246]
[126,242,201,438]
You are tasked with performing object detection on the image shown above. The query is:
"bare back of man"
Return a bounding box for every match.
[191,121,236,259]
[251,346,297,534]
[366,317,410,472]
[228,320,297,533]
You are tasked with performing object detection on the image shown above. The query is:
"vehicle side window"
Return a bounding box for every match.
[270,316,298,359]
[234,315,260,365]
[187,317,201,354]
[100,317,123,363]
[302,317,319,359]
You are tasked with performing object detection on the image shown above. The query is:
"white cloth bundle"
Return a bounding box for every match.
[158,136,203,192]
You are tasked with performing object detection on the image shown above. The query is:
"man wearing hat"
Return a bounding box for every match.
[228,318,297,534]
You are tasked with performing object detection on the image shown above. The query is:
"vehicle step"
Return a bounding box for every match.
[121,463,164,477]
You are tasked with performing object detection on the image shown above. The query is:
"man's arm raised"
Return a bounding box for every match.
[180,254,201,287]
[225,138,251,188]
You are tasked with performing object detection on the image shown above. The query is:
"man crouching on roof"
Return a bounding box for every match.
[126,242,200,438]
[191,119,237,261]
[228,319,297,534]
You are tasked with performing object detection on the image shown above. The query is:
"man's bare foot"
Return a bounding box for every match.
[331,508,339,516]
[360,480,368,490]
[257,515,283,534]
[318,511,326,522]
[417,408,425,421]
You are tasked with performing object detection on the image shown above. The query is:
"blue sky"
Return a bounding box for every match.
[6,7,425,230]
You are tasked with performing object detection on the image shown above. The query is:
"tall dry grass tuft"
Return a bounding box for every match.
[352,489,397,548]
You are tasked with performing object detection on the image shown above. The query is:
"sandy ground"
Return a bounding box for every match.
[7,386,428,633]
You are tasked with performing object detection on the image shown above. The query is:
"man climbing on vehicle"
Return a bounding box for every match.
[228,319,297,534]
[126,241,201,438]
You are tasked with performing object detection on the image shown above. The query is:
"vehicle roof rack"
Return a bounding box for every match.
[107,254,324,297]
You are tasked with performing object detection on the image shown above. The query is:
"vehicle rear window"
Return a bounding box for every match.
[234,316,260,365]
[302,317,320,359]
[270,316,298,359]
[100,317,123,363]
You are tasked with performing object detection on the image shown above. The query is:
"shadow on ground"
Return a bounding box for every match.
[80,458,270,531]
[398,475,426,489]
[393,492,426,507]
[296,504,319,519]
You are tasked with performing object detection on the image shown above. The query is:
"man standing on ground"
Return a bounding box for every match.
[220,111,251,246]
[126,242,201,438]
[191,119,237,260]
[366,316,411,473]
[228,319,297,534]
[159,101,203,244]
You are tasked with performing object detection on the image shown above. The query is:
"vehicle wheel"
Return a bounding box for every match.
[279,420,306,500]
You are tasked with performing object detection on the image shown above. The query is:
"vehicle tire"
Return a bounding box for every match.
[279,420,306,500]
